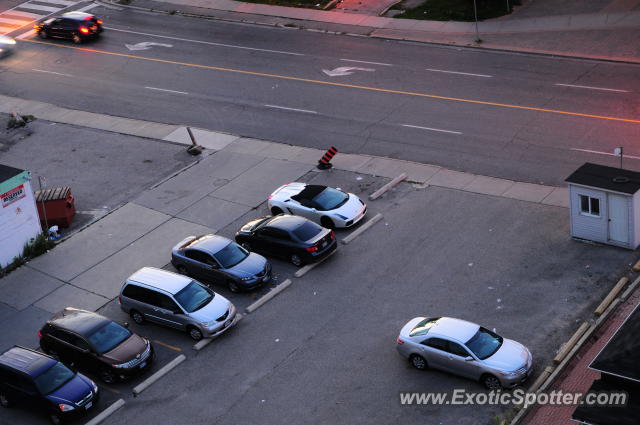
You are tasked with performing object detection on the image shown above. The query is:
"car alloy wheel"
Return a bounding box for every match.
[290,254,303,267]
[410,354,428,370]
[49,413,62,425]
[188,326,203,341]
[130,310,144,325]
[0,393,11,408]
[482,374,502,390]
[100,369,116,384]
[39,30,48,39]
[227,280,240,293]
[72,34,81,44]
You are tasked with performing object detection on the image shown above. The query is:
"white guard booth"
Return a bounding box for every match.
[566,162,640,249]
[0,165,42,267]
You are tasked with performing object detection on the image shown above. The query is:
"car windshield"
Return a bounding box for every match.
[88,321,132,354]
[174,281,214,313]
[312,187,348,211]
[214,242,248,269]
[292,221,322,241]
[34,362,75,395]
[465,327,503,360]
[409,318,440,337]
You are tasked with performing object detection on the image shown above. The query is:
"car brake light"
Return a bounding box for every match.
[396,337,404,345]
[267,195,273,200]
[330,231,335,240]
[38,331,42,338]
[306,246,318,252]
[96,19,103,24]
[79,26,89,34]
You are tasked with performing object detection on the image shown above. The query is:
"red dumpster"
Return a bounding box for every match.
[35,187,76,228]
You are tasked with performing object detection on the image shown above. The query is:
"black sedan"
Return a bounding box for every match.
[171,234,271,292]
[34,11,103,44]
[235,214,337,267]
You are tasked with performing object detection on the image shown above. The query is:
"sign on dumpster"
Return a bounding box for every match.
[1,184,26,208]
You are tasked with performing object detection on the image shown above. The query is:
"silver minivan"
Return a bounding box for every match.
[119,267,237,341]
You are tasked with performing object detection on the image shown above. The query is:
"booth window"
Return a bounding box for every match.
[579,195,600,217]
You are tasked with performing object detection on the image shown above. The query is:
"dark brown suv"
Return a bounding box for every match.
[39,308,154,384]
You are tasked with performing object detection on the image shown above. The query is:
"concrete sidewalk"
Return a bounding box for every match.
[100,0,640,63]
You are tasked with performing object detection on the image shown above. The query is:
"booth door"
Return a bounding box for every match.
[608,194,629,244]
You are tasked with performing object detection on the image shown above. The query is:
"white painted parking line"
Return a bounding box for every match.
[84,399,125,425]
[145,86,189,95]
[245,280,292,313]
[555,83,628,93]
[132,354,186,397]
[265,104,317,114]
[402,124,462,135]
[19,3,60,12]
[570,148,640,160]
[32,68,73,77]
[342,213,383,245]
[426,68,492,78]
[105,27,305,56]
[341,58,393,66]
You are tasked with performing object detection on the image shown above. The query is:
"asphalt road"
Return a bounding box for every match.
[1,3,639,187]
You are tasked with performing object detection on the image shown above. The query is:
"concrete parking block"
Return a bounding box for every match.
[163,127,240,150]
[71,218,212,299]
[27,203,170,282]
[0,267,64,311]
[330,153,373,172]
[541,187,569,208]
[211,158,312,207]
[427,169,477,190]
[502,182,555,203]
[34,284,109,314]
[0,306,51,352]
[176,196,252,231]
[222,138,277,155]
[135,151,264,215]
[356,157,438,182]
[464,175,516,197]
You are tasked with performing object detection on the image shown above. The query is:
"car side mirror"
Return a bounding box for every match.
[464,356,474,361]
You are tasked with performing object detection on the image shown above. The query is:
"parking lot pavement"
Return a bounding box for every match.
[102,176,635,425]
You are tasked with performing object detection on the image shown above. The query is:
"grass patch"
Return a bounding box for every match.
[394,0,520,21]
[240,0,332,9]
[1,233,55,277]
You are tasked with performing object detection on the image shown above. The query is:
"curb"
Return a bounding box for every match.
[552,321,589,364]
[193,313,244,350]
[245,279,293,312]
[84,399,125,425]
[369,173,407,200]
[132,354,186,396]
[341,213,383,245]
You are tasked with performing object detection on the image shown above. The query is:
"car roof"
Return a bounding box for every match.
[48,308,111,337]
[0,346,56,377]
[61,11,95,20]
[190,235,231,254]
[265,214,314,231]
[430,317,480,343]
[127,267,191,295]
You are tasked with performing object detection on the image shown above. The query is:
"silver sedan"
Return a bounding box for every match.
[396,317,532,389]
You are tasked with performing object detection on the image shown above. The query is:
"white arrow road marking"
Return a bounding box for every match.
[402,124,462,135]
[125,42,173,51]
[322,66,375,77]
[265,104,317,114]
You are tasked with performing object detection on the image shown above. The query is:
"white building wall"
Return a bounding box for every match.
[569,185,608,243]
[0,180,42,267]
[633,191,640,248]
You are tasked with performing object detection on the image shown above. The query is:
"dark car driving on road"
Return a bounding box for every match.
[235,214,337,266]
[171,234,272,292]
[39,308,154,384]
[34,11,103,44]
[0,346,98,425]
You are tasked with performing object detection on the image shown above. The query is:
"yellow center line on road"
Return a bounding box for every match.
[153,339,183,352]
[21,39,640,124]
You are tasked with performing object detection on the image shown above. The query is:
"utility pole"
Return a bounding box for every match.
[473,0,481,43]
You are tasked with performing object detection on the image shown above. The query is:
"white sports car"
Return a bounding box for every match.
[268,182,367,229]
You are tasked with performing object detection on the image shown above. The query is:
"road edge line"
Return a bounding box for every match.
[342,213,383,245]
[84,398,125,425]
[132,354,186,397]
[245,279,292,313]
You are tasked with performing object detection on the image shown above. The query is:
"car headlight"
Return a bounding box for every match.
[58,403,75,412]
[200,319,216,327]
[241,276,255,281]
[91,381,99,393]
[501,369,521,377]
[334,214,348,220]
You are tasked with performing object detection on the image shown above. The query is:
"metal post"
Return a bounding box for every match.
[507,0,510,13]
[620,147,624,169]
[473,0,481,43]
[38,176,48,235]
